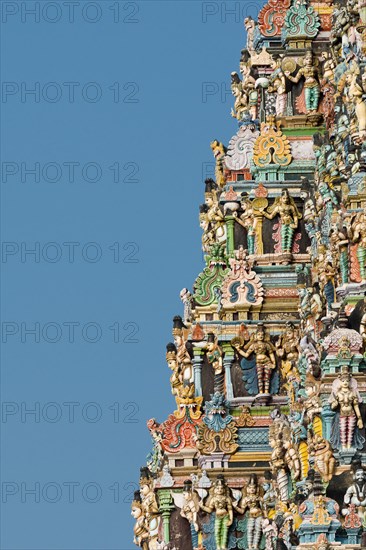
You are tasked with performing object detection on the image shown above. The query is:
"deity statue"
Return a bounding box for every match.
[244,17,258,55]
[302,374,322,429]
[231,72,247,121]
[234,474,264,550]
[210,140,227,188]
[232,193,258,255]
[276,322,301,402]
[262,471,277,519]
[233,324,276,395]
[320,51,336,83]
[346,68,366,139]
[329,212,350,285]
[172,316,193,385]
[351,209,366,280]
[307,433,336,482]
[316,245,336,314]
[268,55,287,116]
[131,491,150,550]
[180,480,201,550]
[285,51,321,114]
[329,368,364,449]
[199,204,216,253]
[166,343,183,397]
[268,426,290,502]
[231,64,258,121]
[261,189,301,254]
[139,468,160,549]
[199,477,234,550]
[205,332,224,394]
[283,428,302,483]
[204,179,226,244]
[180,288,193,324]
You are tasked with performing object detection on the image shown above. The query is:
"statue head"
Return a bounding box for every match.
[132,490,144,516]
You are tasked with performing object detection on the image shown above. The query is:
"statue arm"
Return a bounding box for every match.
[199,501,213,514]
[227,500,234,526]
[353,401,363,429]
[286,68,303,84]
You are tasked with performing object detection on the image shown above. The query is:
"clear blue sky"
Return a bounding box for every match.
[1,1,261,548]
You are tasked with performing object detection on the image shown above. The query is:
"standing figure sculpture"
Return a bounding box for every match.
[205,332,225,394]
[351,210,366,281]
[234,474,264,550]
[269,427,290,502]
[233,193,258,255]
[199,477,234,550]
[233,324,276,395]
[180,480,201,550]
[276,322,301,402]
[139,468,160,550]
[285,51,321,114]
[329,368,364,449]
[268,55,287,116]
[261,189,301,254]
[131,491,150,550]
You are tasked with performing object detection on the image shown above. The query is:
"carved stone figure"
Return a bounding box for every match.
[139,468,160,549]
[285,51,321,114]
[343,464,366,517]
[180,480,201,550]
[261,189,301,253]
[234,474,264,550]
[205,332,224,394]
[308,433,336,482]
[268,55,287,116]
[199,477,234,550]
[132,491,150,550]
[233,193,258,255]
[233,324,276,395]
[329,368,364,449]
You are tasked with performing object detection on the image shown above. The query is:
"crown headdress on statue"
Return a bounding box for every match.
[166,342,177,360]
[139,467,151,487]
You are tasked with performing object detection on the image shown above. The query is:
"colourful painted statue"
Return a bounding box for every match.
[199,477,234,550]
[234,474,264,550]
[329,369,364,449]
[232,193,257,255]
[285,50,321,114]
[233,324,276,395]
[261,188,301,254]
[180,480,201,550]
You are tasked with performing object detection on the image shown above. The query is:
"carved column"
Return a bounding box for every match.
[225,215,235,255]
[222,344,234,400]
[321,404,334,442]
[193,348,203,397]
[158,489,175,544]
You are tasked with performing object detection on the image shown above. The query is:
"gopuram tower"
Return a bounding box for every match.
[131,2,366,549]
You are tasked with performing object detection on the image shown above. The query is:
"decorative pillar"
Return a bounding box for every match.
[225,215,235,255]
[222,344,234,400]
[254,213,264,255]
[158,489,175,544]
[321,404,334,442]
[193,348,203,397]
